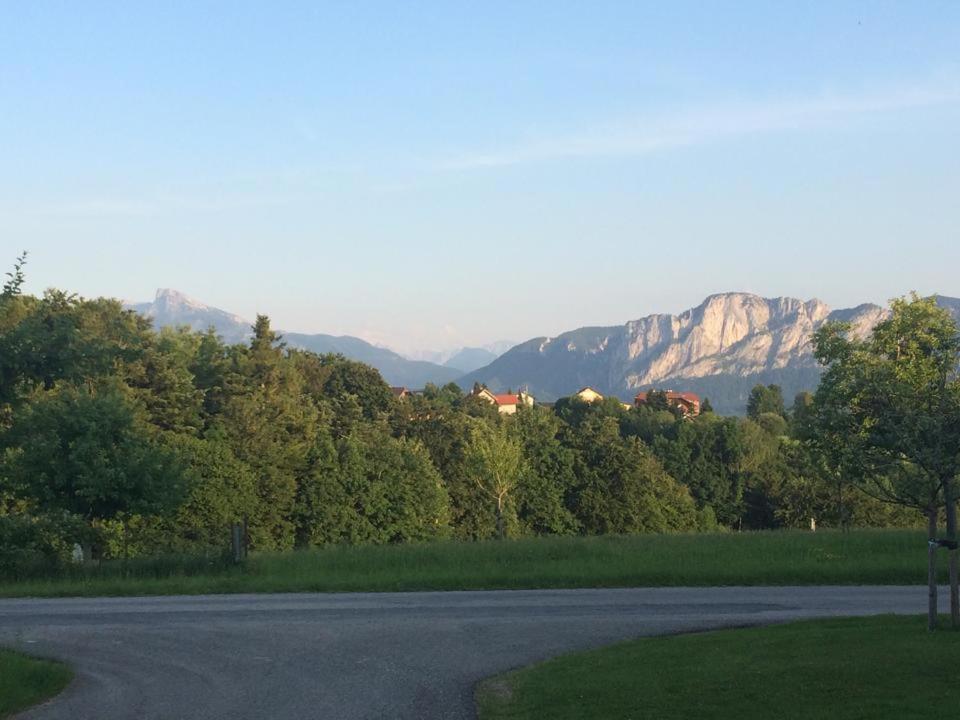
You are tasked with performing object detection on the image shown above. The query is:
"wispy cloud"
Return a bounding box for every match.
[441,81,960,170]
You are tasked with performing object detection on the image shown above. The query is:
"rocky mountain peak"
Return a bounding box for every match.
[152,288,209,314]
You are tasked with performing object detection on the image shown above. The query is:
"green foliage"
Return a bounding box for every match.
[2,383,186,526]
[0,291,150,406]
[746,383,786,419]
[512,408,579,535]
[651,415,758,526]
[0,513,84,580]
[164,435,259,550]
[619,405,677,444]
[756,411,788,436]
[464,418,527,538]
[553,394,628,429]
[811,294,960,511]
[641,388,672,412]
[1,251,28,299]
[570,417,697,534]
[298,427,451,545]
[790,390,814,433]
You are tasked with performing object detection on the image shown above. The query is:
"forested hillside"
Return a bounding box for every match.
[0,264,928,574]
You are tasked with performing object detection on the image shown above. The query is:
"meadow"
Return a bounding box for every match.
[0,529,937,598]
[475,615,960,719]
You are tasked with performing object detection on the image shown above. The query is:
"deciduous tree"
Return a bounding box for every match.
[811,294,960,630]
[464,419,526,539]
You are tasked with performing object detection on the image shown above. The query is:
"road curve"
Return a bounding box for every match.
[0,586,940,720]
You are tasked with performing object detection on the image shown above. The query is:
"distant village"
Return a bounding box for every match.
[391,385,702,417]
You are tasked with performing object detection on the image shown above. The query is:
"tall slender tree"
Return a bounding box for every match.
[464,418,525,539]
[811,294,960,630]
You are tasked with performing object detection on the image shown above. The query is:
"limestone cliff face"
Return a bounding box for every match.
[621,294,823,385]
[619,294,876,388]
[460,292,954,414]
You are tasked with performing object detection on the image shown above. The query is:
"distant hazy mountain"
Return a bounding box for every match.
[404,341,515,373]
[443,347,500,373]
[282,332,462,387]
[460,292,960,415]
[128,289,462,388]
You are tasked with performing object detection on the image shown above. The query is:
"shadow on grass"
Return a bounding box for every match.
[0,649,72,719]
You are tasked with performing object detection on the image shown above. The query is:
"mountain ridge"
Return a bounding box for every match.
[127,289,463,389]
[129,289,960,415]
[459,291,959,415]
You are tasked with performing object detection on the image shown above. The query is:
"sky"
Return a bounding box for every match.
[2,1,959,355]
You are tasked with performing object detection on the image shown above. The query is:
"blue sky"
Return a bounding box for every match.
[2,2,959,353]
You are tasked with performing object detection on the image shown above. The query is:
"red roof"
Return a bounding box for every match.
[494,394,520,406]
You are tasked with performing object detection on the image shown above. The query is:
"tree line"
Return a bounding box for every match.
[2,257,956,588]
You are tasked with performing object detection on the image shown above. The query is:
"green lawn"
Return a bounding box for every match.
[0,650,72,719]
[0,529,938,598]
[476,615,960,720]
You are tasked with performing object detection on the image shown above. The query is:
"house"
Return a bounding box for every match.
[472,386,535,415]
[574,387,605,403]
[391,386,413,400]
[634,390,701,417]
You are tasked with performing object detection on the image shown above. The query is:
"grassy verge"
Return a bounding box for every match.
[0,529,938,598]
[476,615,960,720]
[0,650,72,718]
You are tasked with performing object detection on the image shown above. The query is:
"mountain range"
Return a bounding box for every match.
[129,289,960,416]
[458,292,960,415]
[403,342,517,374]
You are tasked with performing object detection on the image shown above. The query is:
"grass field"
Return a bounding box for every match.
[475,615,960,720]
[0,650,72,719]
[0,529,940,598]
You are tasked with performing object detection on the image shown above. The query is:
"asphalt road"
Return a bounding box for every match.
[0,586,941,720]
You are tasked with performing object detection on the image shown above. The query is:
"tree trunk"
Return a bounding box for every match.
[122,519,129,578]
[495,496,504,540]
[838,481,846,532]
[928,506,939,631]
[944,478,959,628]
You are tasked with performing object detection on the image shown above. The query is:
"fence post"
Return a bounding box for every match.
[231,523,244,564]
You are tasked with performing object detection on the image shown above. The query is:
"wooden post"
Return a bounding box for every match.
[928,507,939,632]
[231,523,244,564]
[945,480,959,628]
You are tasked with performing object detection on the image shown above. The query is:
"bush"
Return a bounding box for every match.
[0,514,82,580]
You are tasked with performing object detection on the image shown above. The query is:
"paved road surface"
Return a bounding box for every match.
[0,586,941,719]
